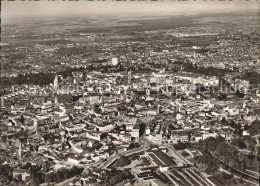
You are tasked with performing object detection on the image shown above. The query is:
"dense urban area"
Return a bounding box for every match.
[0,12,259,185]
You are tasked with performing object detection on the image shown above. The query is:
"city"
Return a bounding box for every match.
[0,1,259,186]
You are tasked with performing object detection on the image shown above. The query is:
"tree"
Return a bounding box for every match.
[30,174,40,186]
[55,171,64,183]
[238,141,247,149]
[173,142,191,150]
[220,172,233,181]
[233,128,242,136]
[0,164,13,178]
[195,154,218,174]
[44,172,55,183]
[248,120,260,136]
[129,143,140,150]
[70,166,84,176]
[231,139,247,149]
[59,168,69,180]
[110,172,125,185]
[181,151,190,157]
[247,154,255,167]
[221,117,227,124]
[139,122,145,137]
[248,139,256,153]
[14,174,22,182]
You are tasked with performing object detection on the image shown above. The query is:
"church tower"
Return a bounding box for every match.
[54,94,58,108]
[53,74,58,93]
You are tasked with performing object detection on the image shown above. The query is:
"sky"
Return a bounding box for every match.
[2,1,260,20]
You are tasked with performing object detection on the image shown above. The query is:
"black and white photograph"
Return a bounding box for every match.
[0,0,259,185]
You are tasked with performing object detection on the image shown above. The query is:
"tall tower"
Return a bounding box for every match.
[243,100,246,109]
[54,94,58,108]
[34,119,39,135]
[146,88,151,97]
[127,69,131,85]
[1,96,5,109]
[18,140,22,159]
[157,105,160,115]
[53,74,58,93]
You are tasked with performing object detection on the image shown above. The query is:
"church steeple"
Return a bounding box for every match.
[53,73,58,93]
[54,94,58,108]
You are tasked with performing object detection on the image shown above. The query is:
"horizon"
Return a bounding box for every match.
[2,1,260,22]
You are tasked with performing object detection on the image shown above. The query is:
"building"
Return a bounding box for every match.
[111,57,118,66]
[13,169,31,182]
[146,149,177,172]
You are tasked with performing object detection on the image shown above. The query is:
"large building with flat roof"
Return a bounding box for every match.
[146,149,177,172]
